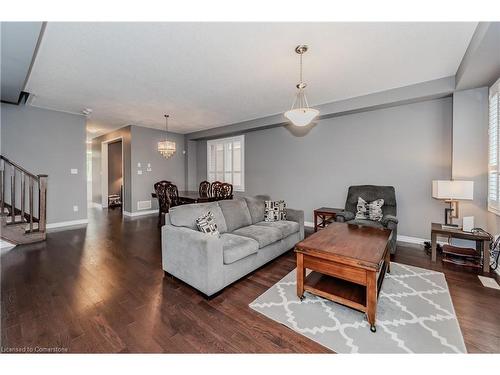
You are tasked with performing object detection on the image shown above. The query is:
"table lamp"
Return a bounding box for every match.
[432,180,474,226]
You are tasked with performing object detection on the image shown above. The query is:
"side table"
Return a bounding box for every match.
[430,223,492,273]
[313,207,343,232]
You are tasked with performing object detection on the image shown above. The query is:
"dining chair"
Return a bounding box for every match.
[153,181,172,227]
[219,183,233,200]
[210,181,223,201]
[166,183,180,207]
[199,180,211,198]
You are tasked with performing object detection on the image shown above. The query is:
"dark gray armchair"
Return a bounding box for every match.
[336,185,398,254]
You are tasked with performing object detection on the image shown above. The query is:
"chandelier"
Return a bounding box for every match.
[284,45,319,127]
[158,114,176,159]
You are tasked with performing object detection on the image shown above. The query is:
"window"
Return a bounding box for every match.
[207,135,244,191]
[488,78,500,214]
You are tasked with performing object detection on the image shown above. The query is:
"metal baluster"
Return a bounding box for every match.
[20,172,25,223]
[11,165,15,223]
[29,177,34,232]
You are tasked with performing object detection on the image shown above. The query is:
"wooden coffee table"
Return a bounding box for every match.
[295,222,392,332]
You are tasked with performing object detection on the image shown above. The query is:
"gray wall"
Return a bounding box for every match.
[196,98,452,239]
[92,126,132,211]
[130,125,185,213]
[452,88,489,229]
[1,103,87,224]
[107,140,122,196]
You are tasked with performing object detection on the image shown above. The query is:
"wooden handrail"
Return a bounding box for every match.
[0,155,40,181]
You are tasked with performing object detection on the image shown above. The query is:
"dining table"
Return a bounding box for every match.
[151,190,211,204]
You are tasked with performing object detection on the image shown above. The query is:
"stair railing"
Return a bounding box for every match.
[0,155,47,235]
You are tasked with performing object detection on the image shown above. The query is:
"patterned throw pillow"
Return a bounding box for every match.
[355,197,384,221]
[196,211,220,237]
[264,200,287,222]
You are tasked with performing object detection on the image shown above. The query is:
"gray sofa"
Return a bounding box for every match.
[161,195,304,297]
[335,185,398,254]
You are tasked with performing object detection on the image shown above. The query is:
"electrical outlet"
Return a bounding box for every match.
[73,205,79,212]
[137,170,143,175]
[71,168,78,174]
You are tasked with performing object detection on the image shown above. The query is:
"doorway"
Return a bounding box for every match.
[101,137,123,209]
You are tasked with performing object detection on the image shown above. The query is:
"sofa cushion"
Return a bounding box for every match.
[254,220,299,238]
[221,233,259,265]
[244,196,267,224]
[218,199,252,232]
[170,202,227,233]
[232,225,282,248]
[347,219,385,229]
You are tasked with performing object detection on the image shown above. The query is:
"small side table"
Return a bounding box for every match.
[430,223,491,273]
[313,207,343,232]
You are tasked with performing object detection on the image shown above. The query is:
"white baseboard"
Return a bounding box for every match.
[46,219,88,230]
[304,221,314,228]
[123,209,158,217]
[397,235,427,245]
[90,202,103,209]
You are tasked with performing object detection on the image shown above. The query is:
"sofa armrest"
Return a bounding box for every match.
[335,211,355,223]
[381,214,398,229]
[286,208,304,240]
[162,225,224,296]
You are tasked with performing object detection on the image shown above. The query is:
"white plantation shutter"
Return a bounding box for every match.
[207,135,245,191]
[489,78,500,214]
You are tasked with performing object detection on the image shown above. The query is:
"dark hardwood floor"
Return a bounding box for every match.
[1,208,499,353]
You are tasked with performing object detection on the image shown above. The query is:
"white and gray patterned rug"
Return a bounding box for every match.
[250,262,466,353]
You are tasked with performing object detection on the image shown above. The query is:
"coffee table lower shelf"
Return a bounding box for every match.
[304,272,367,313]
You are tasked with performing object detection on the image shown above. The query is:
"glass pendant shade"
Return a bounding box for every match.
[285,45,319,127]
[284,107,319,127]
[158,114,176,159]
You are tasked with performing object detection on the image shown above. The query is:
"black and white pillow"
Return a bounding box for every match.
[196,211,220,237]
[264,200,287,222]
[355,197,384,221]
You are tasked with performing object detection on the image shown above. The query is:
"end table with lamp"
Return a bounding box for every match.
[432,180,474,227]
[430,180,492,272]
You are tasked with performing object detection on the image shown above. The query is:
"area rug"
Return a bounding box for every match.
[249,262,466,353]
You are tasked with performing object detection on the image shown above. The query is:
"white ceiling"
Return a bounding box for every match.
[25,22,477,137]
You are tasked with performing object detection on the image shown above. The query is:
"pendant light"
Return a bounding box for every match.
[284,45,319,126]
[158,114,176,159]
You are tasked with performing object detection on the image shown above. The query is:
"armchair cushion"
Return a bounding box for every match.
[335,211,355,222]
[347,219,385,229]
[381,214,399,227]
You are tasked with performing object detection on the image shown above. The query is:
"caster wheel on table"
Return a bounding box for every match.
[299,295,305,301]
[370,325,376,333]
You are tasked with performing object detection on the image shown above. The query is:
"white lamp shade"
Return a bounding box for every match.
[432,180,474,200]
[284,108,319,127]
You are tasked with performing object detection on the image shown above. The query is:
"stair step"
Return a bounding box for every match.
[0,216,43,244]
[0,239,16,251]
[3,215,39,229]
[0,225,45,244]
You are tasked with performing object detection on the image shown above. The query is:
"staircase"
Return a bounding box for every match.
[0,155,47,244]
